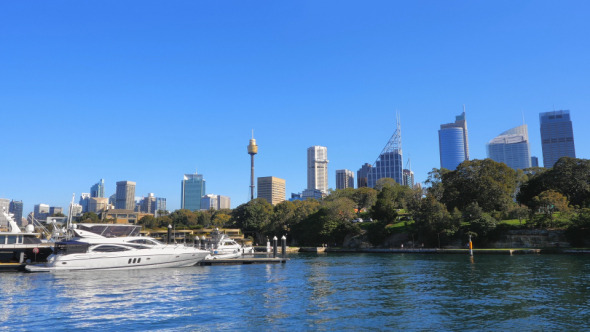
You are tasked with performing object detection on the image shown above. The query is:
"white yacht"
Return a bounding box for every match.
[25,224,210,272]
[205,229,253,260]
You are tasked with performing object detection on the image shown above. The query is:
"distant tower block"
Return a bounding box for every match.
[247,131,259,201]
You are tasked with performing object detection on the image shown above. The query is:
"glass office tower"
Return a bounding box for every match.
[439,111,469,170]
[487,124,531,170]
[181,171,206,211]
[540,110,575,168]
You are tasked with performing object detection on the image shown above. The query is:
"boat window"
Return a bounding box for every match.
[0,235,5,244]
[55,242,90,255]
[137,258,141,263]
[92,245,130,252]
[6,236,18,244]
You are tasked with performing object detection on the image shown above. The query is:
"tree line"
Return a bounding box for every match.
[80,157,590,247]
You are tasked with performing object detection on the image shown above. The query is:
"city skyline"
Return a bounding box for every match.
[2,2,589,214]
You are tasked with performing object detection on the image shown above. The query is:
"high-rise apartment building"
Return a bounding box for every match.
[201,194,231,210]
[70,203,83,217]
[140,193,157,214]
[402,169,414,188]
[155,197,166,214]
[181,171,206,211]
[335,169,354,190]
[307,146,329,194]
[368,114,403,187]
[88,198,108,213]
[487,124,532,170]
[540,110,576,168]
[91,179,105,198]
[357,163,373,188]
[115,181,136,210]
[531,156,539,168]
[79,193,91,213]
[258,176,286,205]
[0,198,10,227]
[439,110,469,170]
[9,200,23,226]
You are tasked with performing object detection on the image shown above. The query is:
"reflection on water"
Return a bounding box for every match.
[1,254,590,331]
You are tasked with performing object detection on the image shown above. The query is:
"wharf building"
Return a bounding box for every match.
[438,109,470,170]
[368,113,403,187]
[201,194,231,210]
[115,181,136,210]
[539,110,576,168]
[335,169,355,190]
[258,176,286,206]
[307,146,329,195]
[181,170,206,211]
[91,179,105,198]
[487,124,531,170]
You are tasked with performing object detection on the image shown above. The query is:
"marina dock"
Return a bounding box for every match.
[198,257,287,266]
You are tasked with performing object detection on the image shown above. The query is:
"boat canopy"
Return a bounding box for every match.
[76,224,141,237]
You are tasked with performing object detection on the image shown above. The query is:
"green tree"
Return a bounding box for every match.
[230,198,273,242]
[531,190,569,227]
[138,215,157,229]
[442,159,517,213]
[425,168,449,201]
[80,212,100,223]
[518,157,590,208]
[413,195,459,246]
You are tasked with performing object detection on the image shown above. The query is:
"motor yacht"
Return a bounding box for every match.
[26,223,209,272]
[0,209,53,271]
[205,229,253,260]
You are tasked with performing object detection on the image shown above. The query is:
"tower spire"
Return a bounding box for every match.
[247,130,259,201]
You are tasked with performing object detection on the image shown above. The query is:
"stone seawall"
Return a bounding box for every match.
[489,230,570,248]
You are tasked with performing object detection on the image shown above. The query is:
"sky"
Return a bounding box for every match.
[1,1,589,215]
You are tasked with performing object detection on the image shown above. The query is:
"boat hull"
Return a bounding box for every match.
[26,248,209,272]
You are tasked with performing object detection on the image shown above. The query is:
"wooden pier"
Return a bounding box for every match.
[198,257,287,266]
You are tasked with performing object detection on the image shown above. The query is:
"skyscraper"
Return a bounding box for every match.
[201,194,231,210]
[115,181,136,210]
[9,200,23,226]
[540,110,576,168]
[181,171,206,211]
[307,146,329,194]
[0,198,10,227]
[487,124,532,170]
[531,156,539,168]
[402,169,414,188]
[79,193,90,213]
[368,114,403,187]
[258,176,286,205]
[357,163,372,188]
[335,169,354,190]
[140,193,157,213]
[91,179,105,198]
[439,109,469,170]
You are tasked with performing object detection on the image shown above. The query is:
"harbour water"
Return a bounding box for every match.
[2,253,590,331]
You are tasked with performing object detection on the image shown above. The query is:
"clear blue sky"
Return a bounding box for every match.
[2,1,589,216]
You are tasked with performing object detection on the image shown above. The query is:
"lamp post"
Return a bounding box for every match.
[167,224,172,244]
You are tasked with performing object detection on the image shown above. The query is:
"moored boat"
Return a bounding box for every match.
[0,209,53,271]
[25,223,209,272]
